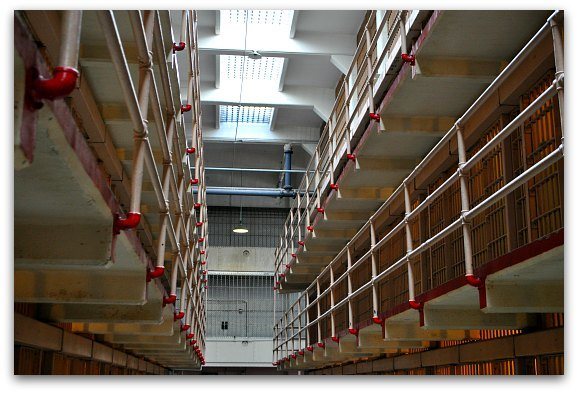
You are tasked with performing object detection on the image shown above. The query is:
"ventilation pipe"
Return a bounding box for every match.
[194,187,298,198]
[283,144,293,190]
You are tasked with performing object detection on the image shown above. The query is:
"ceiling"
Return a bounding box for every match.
[171,10,365,208]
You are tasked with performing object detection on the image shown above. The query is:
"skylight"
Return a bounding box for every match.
[219,10,294,36]
[220,55,284,86]
[220,105,273,124]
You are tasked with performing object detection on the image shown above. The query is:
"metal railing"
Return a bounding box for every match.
[96,10,208,366]
[272,10,564,365]
[272,10,415,289]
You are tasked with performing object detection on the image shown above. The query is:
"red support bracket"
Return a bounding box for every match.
[201,261,207,266]
[173,42,186,53]
[181,324,191,331]
[317,342,325,349]
[291,253,296,258]
[190,178,199,185]
[30,66,79,107]
[306,346,314,352]
[401,53,416,66]
[181,104,192,113]
[291,354,297,360]
[198,237,205,243]
[298,350,304,356]
[147,266,164,281]
[162,294,177,306]
[272,362,278,366]
[316,207,325,213]
[298,240,305,246]
[307,225,314,232]
[409,300,423,310]
[174,311,185,321]
[186,333,195,339]
[369,113,381,121]
[191,339,197,345]
[331,336,339,343]
[196,222,203,227]
[200,250,206,255]
[329,183,339,190]
[279,273,285,278]
[348,328,358,336]
[347,153,356,161]
[466,274,484,288]
[285,264,291,269]
[372,316,384,325]
[194,203,202,209]
[113,212,141,234]
[186,147,196,154]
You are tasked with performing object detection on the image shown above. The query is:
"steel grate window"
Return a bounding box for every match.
[207,273,298,338]
[207,207,288,248]
[219,105,273,124]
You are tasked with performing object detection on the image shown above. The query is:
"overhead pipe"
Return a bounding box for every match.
[30,11,82,107]
[98,11,148,232]
[194,187,298,198]
[283,144,293,190]
[192,166,308,174]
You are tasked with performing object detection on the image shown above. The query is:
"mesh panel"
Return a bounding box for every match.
[207,207,288,248]
[207,273,298,338]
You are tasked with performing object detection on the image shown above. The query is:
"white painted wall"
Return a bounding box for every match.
[205,339,274,367]
[209,247,276,272]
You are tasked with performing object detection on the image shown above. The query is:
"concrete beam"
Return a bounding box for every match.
[200,124,320,145]
[198,26,357,58]
[483,281,564,314]
[330,55,353,74]
[414,56,507,82]
[199,82,334,122]
[384,321,475,342]
[423,306,534,330]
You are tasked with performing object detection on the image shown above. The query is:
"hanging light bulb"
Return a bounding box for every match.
[232,205,249,234]
[232,222,249,234]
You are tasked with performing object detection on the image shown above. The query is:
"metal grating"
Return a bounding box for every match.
[221,55,284,82]
[219,105,273,124]
[207,273,298,338]
[207,207,288,248]
[221,10,294,31]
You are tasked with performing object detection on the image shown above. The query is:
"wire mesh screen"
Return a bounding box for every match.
[207,207,289,248]
[207,273,298,338]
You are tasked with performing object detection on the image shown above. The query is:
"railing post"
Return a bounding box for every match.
[404,181,420,309]
[305,289,311,348]
[456,122,482,287]
[316,280,322,345]
[364,22,376,115]
[297,294,303,354]
[346,246,355,333]
[329,265,336,340]
[370,220,381,324]
[550,16,564,135]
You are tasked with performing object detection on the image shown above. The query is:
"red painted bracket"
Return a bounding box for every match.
[114,212,141,234]
[173,42,186,53]
[401,53,416,66]
[31,66,79,105]
[369,113,381,121]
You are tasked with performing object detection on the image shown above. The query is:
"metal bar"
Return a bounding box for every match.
[59,11,82,68]
[197,167,308,174]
